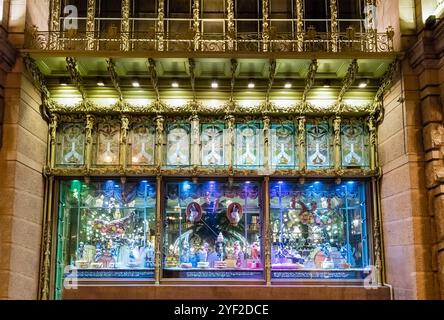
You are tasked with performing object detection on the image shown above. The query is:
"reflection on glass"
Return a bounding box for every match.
[57,123,85,165]
[166,124,190,166]
[201,123,224,166]
[271,123,296,168]
[341,123,368,167]
[55,180,156,298]
[235,123,262,167]
[306,122,331,168]
[163,180,262,279]
[96,120,120,165]
[130,123,155,165]
[270,180,369,279]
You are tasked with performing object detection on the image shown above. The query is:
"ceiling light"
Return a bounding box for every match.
[248,80,255,89]
[284,82,292,89]
[171,80,179,88]
[132,79,140,88]
[211,80,219,89]
[97,78,105,87]
[323,80,331,88]
[59,78,68,86]
[358,80,369,88]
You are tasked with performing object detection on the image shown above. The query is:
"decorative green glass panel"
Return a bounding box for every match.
[130,123,155,166]
[166,123,191,166]
[55,179,156,298]
[235,122,262,167]
[270,180,369,280]
[306,122,331,169]
[341,122,368,167]
[96,120,120,165]
[201,123,225,166]
[271,123,296,168]
[56,123,85,166]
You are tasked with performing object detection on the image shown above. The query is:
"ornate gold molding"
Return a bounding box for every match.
[337,59,359,106]
[302,59,318,103]
[262,0,270,52]
[157,0,165,51]
[86,0,96,50]
[295,0,304,52]
[66,57,87,100]
[121,0,130,51]
[227,0,235,51]
[49,0,60,49]
[148,58,160,101]
[106,58,123,101]
[193,0,200,51]
[330,0,338,52]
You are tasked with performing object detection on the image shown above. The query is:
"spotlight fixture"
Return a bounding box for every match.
[171,80,179,88]
[132,78,140,88]
[97,78,105,87]
[59,78,69,86]
[247,80,255,89]
[358,80,369,88]
[284,82,292,89]
[211,80,219,89]
[323,80,331,88]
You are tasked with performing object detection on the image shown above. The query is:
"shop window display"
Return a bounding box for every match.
[163,180,263,279]
[56,122,85,166]
[166,123,191,166]
[270,122,297,169]
[55,180,156,298]
[270,180,369,280]
[341,121,369,168]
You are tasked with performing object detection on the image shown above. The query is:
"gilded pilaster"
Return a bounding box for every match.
[157,0,165,51]
[263,116,270,171]
[86,0,96,50]
[227,0,235,51]
[263,176,271,285]
[155,175,162,284]
[193,0,200,51]
[121,0,131,51]
[298,116,306,171]
[365,0,377,52]
[120,115,129,171]
[368,116,377,171]
[226,115,235,171]
[49,0,60,49]
[295,0,304,52]
[155,115,165,168]
[48,114,59,169]
[190,114,200,166]
[262,0,270,52]
[85,114,95,172]
[333,116,341,171]
[330,0,338,52]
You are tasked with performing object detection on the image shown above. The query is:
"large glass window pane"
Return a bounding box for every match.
[166,123,191,166]
[201,123,225,166]
[95,119,120,165]
[235,122,263,168]
[163,179,263,279]
[55,179,156,299]
[56,122,85,166]
[270,180,370,280]
[341,121,369,168]
[306,121,332,169]
[270,122,296,169]
[129,123,156,166]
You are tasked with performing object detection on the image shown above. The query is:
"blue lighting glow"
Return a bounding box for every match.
[278,181,284,184]
[347,181,355,184]
[182,181,192,191]
[245,181,251,184]
[141,180,148,183]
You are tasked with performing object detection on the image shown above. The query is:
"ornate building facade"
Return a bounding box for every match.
[0,0,442,300]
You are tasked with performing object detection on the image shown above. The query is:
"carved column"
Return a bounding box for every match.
[298,116,306,171]
[226,0,235,51]
[121,0,131,51]
[295,0,304,52]
[226,115,235,171]
[193,0,200,51]
[48,114,59,169]
[333,116,341,171]
[86,0,96,50]
[85,114,95,172]
[155,175,162,284]
[262,0,270,52]
[49,0,61,49]
[120,115,129,172]
[157,0,165,51]
[263,176,271,285]
[330,0,338,52]
[263,116,270,171]
[155,115,165,168]
[190,114,200,166]
[368,116,377,171]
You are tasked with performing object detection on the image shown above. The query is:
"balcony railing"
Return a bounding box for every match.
[25,27,395,53]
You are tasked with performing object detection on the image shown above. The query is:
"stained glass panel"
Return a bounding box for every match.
[341,122,368,167]
[201,123,225,166]
[130,123,155,166]
[271,123,296,168]
[166,123,191,166]
[235,123,262,167]
[96,120,120,165]
[56,123,85,166]
[306,122,331,169]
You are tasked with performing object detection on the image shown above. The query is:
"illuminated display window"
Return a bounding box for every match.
[270,180,370,280]
[162,179,263,279]
[55,179,156,298]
